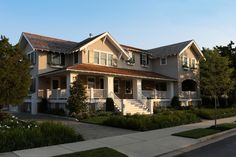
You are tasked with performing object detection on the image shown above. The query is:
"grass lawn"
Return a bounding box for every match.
[54,147,128,157]
[173,123,236,139]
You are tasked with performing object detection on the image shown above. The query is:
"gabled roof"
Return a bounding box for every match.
[71,33,104,52]
[148,40,193,57]
[22,32,78,53]
[67,64,176,81]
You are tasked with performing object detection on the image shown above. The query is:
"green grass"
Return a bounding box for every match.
[173,128,221,139]
[54,147,128,157]
[173,123,236,139]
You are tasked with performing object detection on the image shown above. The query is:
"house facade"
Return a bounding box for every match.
[16,32,204,115]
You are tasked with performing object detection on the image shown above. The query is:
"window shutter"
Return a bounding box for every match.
[61,53,65,66]
[47,53,51,64]
[140,54,142,65]
[147,55,149,65]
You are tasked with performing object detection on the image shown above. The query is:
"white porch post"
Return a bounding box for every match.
[133,79,142,100]
[104,76,114,98]
[66,72,77,97]
[167,82,174,99]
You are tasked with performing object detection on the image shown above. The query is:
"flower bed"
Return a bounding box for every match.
[0,114,83,153]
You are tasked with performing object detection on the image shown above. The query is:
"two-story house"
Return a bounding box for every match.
[16,32,204,115]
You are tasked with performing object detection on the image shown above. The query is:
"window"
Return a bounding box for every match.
[87,77,95,89]
[74,52,78,64]
[140,53,149,66]
[191,59,196,68]
[125,80,132,94]
[114,79,120,94]
[47,53,65,66]
[160,57,167,65]
[156,82,167,91]
[28,51,36,65]
[183,56,188,66]
[100,53,107,65]
[94,51,99,64]
[51,53,61,65]
[108,54,113,66]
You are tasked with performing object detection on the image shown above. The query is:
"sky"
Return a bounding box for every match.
[1,0,236,49]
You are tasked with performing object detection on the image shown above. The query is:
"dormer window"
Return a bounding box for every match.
[140,53,149,66]
[160,57,167,65]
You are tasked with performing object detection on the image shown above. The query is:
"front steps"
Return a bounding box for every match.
[124,99,150,115]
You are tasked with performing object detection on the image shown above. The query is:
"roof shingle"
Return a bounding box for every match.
[148,40,193,58]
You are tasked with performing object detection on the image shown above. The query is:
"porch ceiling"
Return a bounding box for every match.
[67,64,177,81]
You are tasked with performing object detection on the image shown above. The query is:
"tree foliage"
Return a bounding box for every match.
[0,36,31,109]
[67,75,87,114]
[200,48,235,99]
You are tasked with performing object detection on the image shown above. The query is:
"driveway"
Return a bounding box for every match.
[12,112,137,140]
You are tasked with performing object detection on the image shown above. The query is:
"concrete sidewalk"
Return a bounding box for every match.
[3,116,236,157]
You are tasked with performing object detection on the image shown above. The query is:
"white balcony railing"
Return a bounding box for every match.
[86,88,106,99]
[142,90,168,98]
[180,91,198,99]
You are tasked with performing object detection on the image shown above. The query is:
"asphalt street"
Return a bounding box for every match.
[176,135,236,157]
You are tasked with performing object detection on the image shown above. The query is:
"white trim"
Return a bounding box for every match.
[179,40,204,59]
[160,57,167,65]
[78,32,130,60]
[67,68,177,81]
[19,33,35,51]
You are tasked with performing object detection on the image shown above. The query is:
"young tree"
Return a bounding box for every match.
[200,48,235,126]
[0,36,31,111]
[67,75,87,114]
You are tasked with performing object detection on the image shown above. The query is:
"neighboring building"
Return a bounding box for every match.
[16,32,204,115]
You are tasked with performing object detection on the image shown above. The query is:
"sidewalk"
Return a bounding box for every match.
[4,116,236,157]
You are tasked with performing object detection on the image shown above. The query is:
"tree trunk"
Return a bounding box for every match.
[214,96,217,127]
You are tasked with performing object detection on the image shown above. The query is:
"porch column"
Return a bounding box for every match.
[167,82,174,99]
[104,76,114,98]
[66,72,77,97]
[31,93,37,115]
[133,79,142,100]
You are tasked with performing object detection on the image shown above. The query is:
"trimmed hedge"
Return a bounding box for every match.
[193,108,236,120]
[0,116,83,152]
[103,111,200,131]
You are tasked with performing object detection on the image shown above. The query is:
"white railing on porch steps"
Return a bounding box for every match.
[109,91,122,112]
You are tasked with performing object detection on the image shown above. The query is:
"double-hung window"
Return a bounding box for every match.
[191,59,196,68]
[94,51,99,64]
[140,53,149,66]
[74,52,78,64]
[183,56,188,66]
[160,57,167,65]
[108,54,113,66]
[51,53,61,65]
[100,53,107,65]
[28,51,36,65]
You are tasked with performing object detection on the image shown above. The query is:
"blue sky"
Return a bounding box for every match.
[1,0,236,49]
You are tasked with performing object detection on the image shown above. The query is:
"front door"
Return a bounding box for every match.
[52,80,59,89]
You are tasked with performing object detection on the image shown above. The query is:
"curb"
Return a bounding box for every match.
[158,127,236,157]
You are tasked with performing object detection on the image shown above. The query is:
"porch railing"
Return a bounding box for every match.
[142,90,168,98]
[109,91,122,112]
[86,88,106,99]
[179,91,198,99]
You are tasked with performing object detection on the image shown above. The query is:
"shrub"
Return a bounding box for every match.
[106,98,115,112]
[103,111,200,131]
[193,108,236,120]
[170,96,181,109]
[0,116,83,152]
